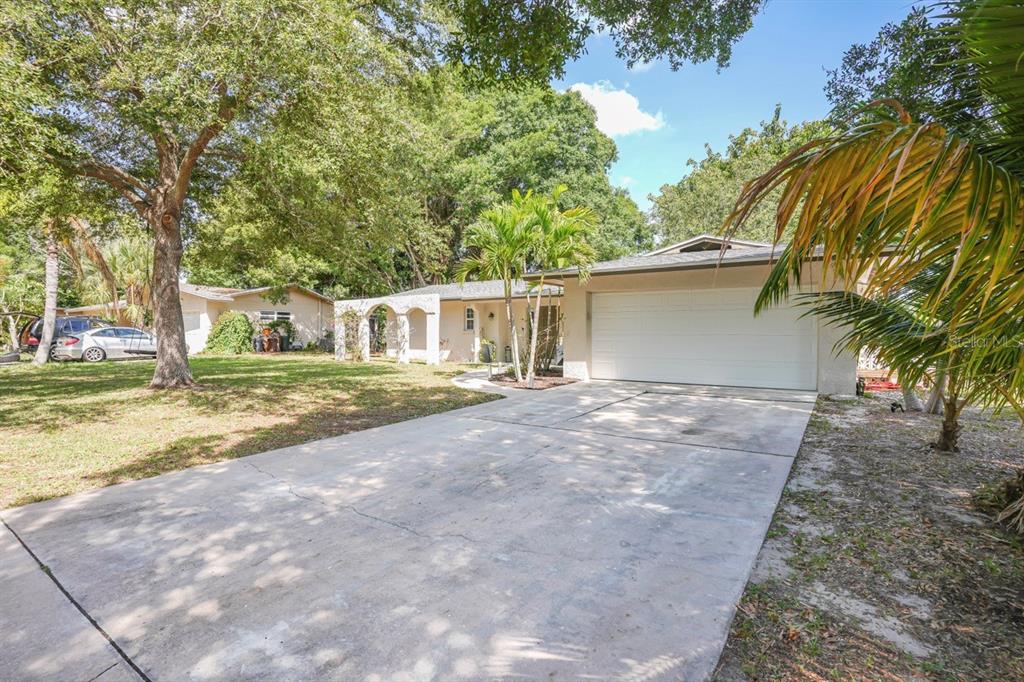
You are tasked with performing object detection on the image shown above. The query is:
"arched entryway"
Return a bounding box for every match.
[406,307,428,361]
[368,304,399,359]
[334,293,441,365]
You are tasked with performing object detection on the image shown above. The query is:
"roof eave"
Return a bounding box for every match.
[549,254,791,278]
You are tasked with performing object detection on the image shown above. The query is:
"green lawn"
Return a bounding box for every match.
[0,354,498,509]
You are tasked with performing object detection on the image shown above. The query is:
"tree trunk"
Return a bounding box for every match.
[526,279,544,389]
[148,207,193,388]
[934,395,962,452]
[32,223,60,365]
[901,383,924,412]
[504,289,522,382]
[925,366,946,415]
[6,314,20,352]
[540,289,555,372]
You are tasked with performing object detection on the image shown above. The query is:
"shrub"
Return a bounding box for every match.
[204,312,254,354]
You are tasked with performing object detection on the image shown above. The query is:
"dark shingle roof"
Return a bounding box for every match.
[397,279,561,300]
[545,244,794,277]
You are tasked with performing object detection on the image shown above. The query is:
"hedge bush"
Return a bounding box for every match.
[204,312,254,354]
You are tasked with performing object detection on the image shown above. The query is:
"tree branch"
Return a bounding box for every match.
[174,81,242,206]
[69,158,151,216]
[203,146,248,162]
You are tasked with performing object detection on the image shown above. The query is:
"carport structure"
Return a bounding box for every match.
[334,293,440,364]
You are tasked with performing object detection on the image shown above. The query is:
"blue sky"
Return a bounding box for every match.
[554,0,913,211]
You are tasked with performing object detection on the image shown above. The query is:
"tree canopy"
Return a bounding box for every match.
[187,73,649,298]
[824,5,992,136]
[649,106,832,244]
[444,0,765,79]
[1,0,765,384]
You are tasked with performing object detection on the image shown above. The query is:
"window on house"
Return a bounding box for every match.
[259,311,292,322]
[464,307,475,331]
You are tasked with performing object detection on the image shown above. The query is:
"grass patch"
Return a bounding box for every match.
[0,354,498,508]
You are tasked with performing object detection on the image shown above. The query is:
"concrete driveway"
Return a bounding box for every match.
[1,380,815,681]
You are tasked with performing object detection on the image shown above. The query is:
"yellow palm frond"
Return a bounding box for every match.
[725,102,1024,329]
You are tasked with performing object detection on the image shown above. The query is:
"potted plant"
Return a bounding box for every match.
[267,319,296,351]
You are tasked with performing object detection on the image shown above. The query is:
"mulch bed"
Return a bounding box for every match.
[714,392,1024,681]
[490,370,577,390]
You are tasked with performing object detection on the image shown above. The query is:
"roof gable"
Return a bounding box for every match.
[182,282,332,304]
[645,234,769,256]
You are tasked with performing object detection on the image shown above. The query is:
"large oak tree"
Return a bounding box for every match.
[3,0,764,387]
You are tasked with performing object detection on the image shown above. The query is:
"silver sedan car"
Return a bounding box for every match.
[53,326,157,362]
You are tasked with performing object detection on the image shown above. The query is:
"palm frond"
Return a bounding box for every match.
[726,101,1024,353]
[724,1,1024,406]
[942,0,1024,174]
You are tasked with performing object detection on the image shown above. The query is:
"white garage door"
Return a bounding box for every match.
[591,288,817,390]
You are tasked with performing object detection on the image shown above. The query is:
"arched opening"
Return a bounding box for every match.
[407,307,427,361]
[367,304,399,359]
[338,309,362,360]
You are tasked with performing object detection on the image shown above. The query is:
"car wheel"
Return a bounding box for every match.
[48,344,60,361]
[82,347,106,363]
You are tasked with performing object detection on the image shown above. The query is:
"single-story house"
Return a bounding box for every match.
[63,283,333,354]
[541,234,856,393]
[334,234,856,394]
[334,280,560,364]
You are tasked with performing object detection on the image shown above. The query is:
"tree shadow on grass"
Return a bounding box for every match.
[8,384,499,507]
[0,356,403,429]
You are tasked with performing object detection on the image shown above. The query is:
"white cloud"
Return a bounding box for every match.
[617,175,635,187]
[628,60,656,73]
[569,81,665,138]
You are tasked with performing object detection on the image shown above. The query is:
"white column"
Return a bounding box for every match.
[425,311,440,365]
[396,313,410,364]
[334,311,346,361]
[358,315,371,362]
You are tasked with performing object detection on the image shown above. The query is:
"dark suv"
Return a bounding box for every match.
[19,316,114,357]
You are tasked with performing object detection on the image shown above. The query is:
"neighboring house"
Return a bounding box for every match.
[63,283,333,354]
[334,234,857,394]
[335,280,560,364]
[543,234,856,393]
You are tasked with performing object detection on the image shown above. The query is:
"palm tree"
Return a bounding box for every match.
[78,234,153,327]
[457,199,533,381]
[520,186,597,389]
[68,217,123,323]
[724,0,1024,516]
[32,219,59,365]
[725,2,1024,407]
[799,265,1024,451]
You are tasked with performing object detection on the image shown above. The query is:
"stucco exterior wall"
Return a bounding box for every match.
[227,288,331,348]
[181,293,213,355]
[64,286,331,355]
[439,300,477,362]
[560,262,856,394]
[438,298,543,363]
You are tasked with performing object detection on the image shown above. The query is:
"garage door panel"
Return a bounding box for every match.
[591,288,817,390]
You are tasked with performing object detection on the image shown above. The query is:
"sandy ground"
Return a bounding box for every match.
[714,392,1024,680]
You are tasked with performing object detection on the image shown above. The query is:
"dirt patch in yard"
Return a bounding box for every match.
[714,393,1024,681]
